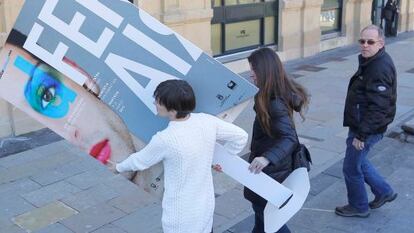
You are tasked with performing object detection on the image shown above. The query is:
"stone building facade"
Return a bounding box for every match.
[0,0,413,137]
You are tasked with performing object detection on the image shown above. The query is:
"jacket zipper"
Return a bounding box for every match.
[356,104,360,122]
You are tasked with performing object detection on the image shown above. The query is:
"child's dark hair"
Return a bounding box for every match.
[6,29,42,61]
[153,80,196,119]
[6,29,26,47]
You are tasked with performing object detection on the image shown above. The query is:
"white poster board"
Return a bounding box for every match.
[264,168,310,232]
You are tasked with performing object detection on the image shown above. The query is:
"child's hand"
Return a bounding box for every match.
[212,164,223,172]
[107,160,120,174]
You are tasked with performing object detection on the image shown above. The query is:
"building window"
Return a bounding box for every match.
[320,0,342,35]
[211,0,278,57]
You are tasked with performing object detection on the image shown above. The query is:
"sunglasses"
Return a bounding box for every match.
[358,39,379,45]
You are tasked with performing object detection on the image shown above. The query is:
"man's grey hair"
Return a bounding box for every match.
[361,25,385,41]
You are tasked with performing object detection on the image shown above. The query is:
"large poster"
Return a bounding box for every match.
[0,3,309,229]
[0,0,257,166]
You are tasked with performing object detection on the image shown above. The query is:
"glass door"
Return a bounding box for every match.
[211,0,278,56]
[371,0,385,28]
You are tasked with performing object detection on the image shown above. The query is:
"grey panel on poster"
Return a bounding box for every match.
[9,0,257,142]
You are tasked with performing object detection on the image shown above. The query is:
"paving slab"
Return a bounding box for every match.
[0,151,79,185]
[311,135,347,154]
[308,173,341,197]
[21,181,81,207]
[34,223,74,233]
[214,189,252,220]
[0,192,35,218]
[61,184,119,212]
[31,140,70,157]
[107,189,157,214]
[61,203,126,233]
[401,117,414,135]
[112,203,162,233]
[225,214,254,233]
[0,129,62,158]
[0,178,41,195]
[29,157,92,186]
[65,168,116,190]
[12,201,77,232]
[91,224,128,233]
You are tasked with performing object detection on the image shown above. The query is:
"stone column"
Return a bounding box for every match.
[342,0,372,45]
[138,0,213,54]
[278,0,304,60]
[1,0,24,32]
[136,0,163,20]
[1,0,24,47]
[342,0,359,44]
[399,0,414,32]
[302,0,324,57]
[408,0,414,31]
[0,1,5,47]
[0,0,25,137]
[162,0,213,53]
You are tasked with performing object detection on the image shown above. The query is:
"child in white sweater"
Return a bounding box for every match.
[115,80,248,233]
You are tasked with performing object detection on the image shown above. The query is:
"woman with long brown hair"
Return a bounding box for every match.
[244,47,309,233]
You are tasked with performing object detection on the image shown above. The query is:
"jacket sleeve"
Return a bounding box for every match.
[357,69,395,141]
[213,116,248,155]
[262,101,297,165]
[116,133,166,172]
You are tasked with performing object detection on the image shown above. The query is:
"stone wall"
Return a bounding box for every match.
[137,0,213,53]
[399,0,414,32]
[277,0,375,58]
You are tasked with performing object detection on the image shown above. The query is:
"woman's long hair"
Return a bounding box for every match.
[248,48,309,137]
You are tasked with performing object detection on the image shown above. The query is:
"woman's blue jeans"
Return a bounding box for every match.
[343,130,393,212]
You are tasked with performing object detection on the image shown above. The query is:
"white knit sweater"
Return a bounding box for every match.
[116,113,248,233]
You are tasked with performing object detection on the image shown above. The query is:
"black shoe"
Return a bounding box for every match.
[335,205,370,218]
[369,192,398,209]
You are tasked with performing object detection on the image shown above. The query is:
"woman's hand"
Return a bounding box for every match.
[212,164,223,172]
[249,156,270,174]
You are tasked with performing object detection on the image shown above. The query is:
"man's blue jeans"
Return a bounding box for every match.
[343,130,394,212]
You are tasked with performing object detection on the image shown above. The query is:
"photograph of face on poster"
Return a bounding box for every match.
[0,29,137,166]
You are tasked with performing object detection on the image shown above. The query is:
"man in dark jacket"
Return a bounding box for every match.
[336,25,397,218]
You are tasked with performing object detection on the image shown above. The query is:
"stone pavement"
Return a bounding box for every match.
[227,136,414,233]
[1,31,414,232]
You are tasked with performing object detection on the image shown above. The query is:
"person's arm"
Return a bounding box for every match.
[356,69,395,141]
[213,116,248,155]
[116,133,166,172]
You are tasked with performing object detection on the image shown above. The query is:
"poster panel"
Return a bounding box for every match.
[264,168,310,232]
[0,0,257,165]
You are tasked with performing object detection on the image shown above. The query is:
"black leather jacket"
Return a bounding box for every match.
[343,48,397,141]
[244,97,298,206]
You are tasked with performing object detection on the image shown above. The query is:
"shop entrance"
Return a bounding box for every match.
[211,0,278,57]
